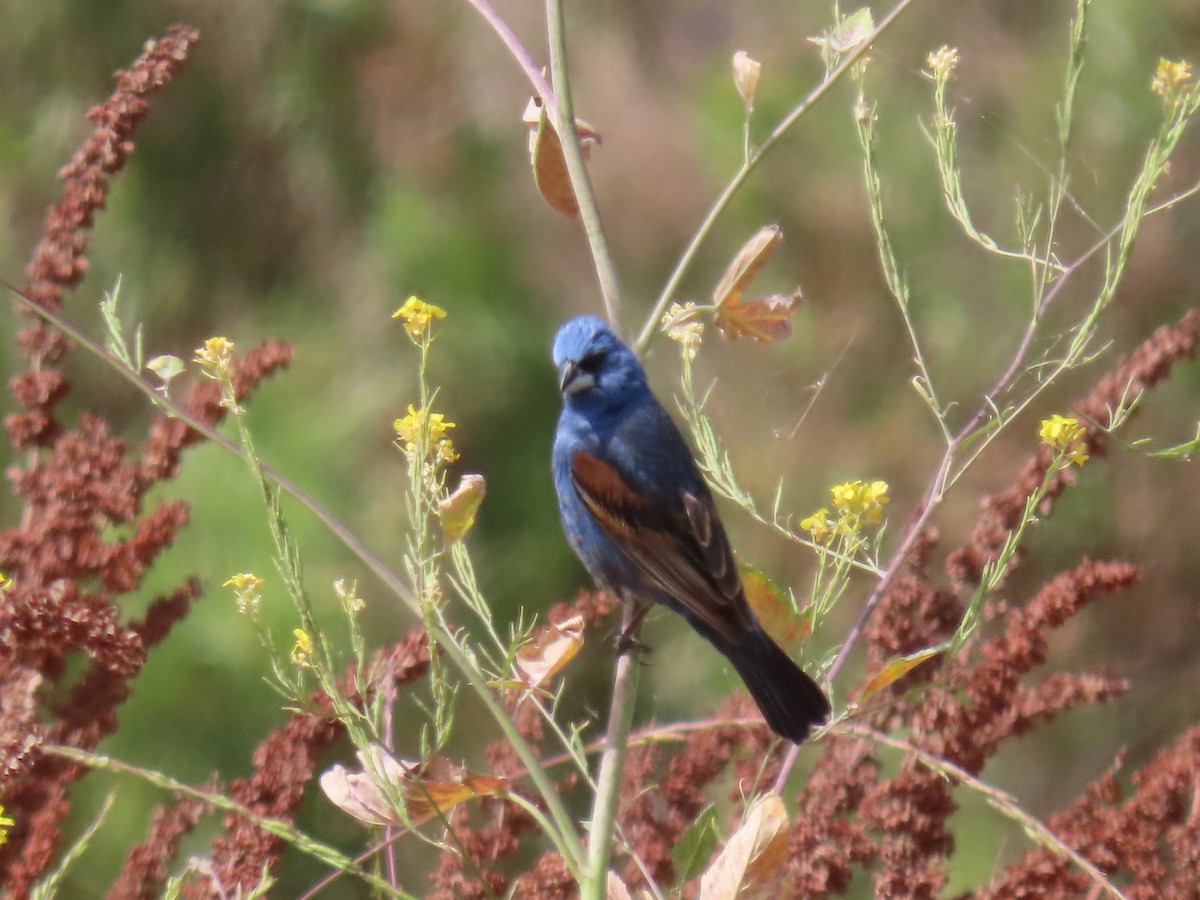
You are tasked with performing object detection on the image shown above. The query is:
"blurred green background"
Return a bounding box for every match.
[2,0,1199,894]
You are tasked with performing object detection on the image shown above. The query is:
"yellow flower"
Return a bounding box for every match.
[193,336,234,376]
[223,572,265,615]
[1151,58,1193,103]
[1039,414,1089,467]
[392,296,447,339]
[394,405,458,462]
[661,302,704,360]
[291,628,314,667]
[925,45,960,80]
[800,508,832,543]
[830,479,890,525]
[223,573,264,593]
[0,805,13,846]
[0,571,11,591]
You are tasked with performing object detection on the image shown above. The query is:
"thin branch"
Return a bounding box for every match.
[45,745,415,899]
[545,0,623,329]
[843,725,1128,900]
[582,604,642,900]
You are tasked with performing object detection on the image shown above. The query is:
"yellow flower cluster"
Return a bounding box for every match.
[801,479,890,542]
[1151,58,1193,103]
[193,336,234,377]
[394,404,459,464]
[223,572,265,615]
[831,479,890,524]
[1039,414,1089,467]
[662,302,704,360]
[393,296,447,340]
[0,804,12,846]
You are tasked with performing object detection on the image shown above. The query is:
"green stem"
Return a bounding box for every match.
[44,745,416,898]
[545,0,623,329]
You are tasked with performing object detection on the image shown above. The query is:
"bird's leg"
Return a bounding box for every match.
[615,598,653,657]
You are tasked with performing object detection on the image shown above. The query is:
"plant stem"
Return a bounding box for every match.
[582,604,641,899]
[545,0,623,329]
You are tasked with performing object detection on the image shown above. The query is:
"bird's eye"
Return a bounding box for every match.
[578,351,605,373]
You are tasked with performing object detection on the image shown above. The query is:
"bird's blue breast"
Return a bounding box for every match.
[552,388,704,595]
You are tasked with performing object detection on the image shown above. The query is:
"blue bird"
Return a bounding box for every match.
[551,314,830,743]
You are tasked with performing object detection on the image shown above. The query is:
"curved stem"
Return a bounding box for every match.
[463,0,560,123]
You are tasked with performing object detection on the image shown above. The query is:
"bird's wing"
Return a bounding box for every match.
[570,448,746,641]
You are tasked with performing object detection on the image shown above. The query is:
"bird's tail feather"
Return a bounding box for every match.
[722,627,830,743]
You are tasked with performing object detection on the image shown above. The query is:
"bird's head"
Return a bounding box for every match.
[552,315,648,409]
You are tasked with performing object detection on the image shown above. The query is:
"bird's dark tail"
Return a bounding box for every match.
[720,626,830,743]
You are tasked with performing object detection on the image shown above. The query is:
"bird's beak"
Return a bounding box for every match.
[558,360,595,395]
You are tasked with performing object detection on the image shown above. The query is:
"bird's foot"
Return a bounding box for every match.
[614,630,652,658]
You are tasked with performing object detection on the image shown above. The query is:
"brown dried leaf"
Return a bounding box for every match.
[320,746,408,826]
[606,872,634,900]
[716,292,802,343]
[439,473,486,544]
[321,746,507,828]
[713,225,783,308]
[741,565,810,654]
[515,614,585,689]
[523,97,601,219]
[698,793,789,899]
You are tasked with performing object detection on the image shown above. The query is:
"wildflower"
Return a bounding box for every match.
[800,508,833,543]
[193,336,234,377]
[1039,414,1089,467]
[291,628,314,667]
[925,46,960,79]
[223,572,265,615]
[0,805,12,846]
[392,296,447,339]
[662,302,704,360]
[394,404,458,463]
[1151,58,1193,103]
[830,479,889,524]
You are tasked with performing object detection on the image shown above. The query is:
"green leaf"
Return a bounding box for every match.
[741,564,810,654]
[673,803,719,884]
[858,644,945,703]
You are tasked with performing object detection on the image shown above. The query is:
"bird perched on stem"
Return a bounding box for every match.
[551,314,830,743]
